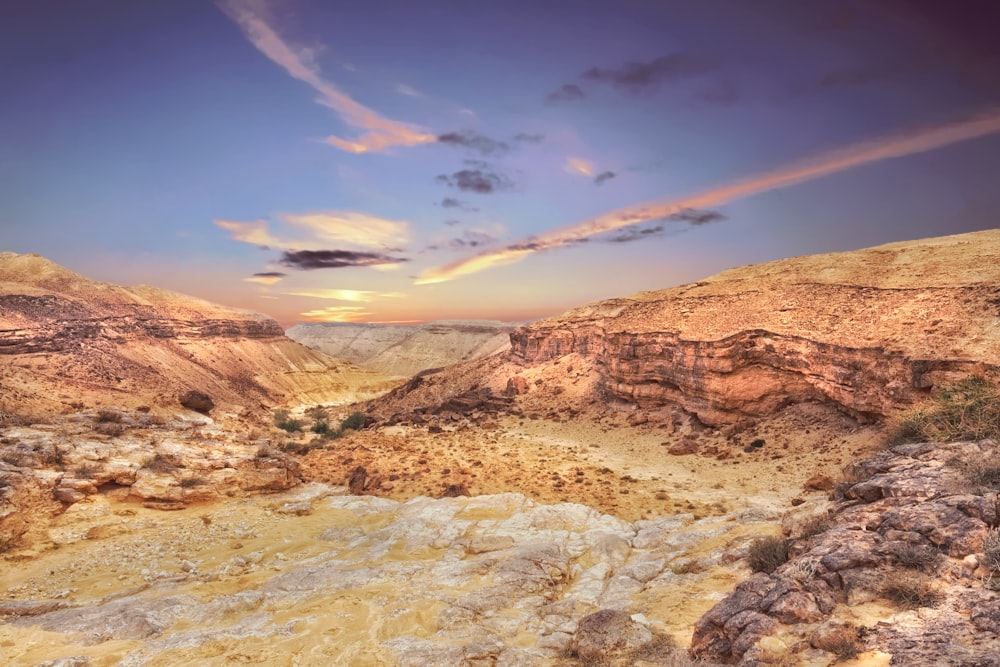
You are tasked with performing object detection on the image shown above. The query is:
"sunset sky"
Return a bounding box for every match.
[2,0,999,326]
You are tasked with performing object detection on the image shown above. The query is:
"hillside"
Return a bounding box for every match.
[0,252,396,414]
[286,320,517,377]
[369,230,1000,426]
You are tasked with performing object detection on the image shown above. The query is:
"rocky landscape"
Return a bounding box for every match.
[287,320,517,378]
[2,231,1000,665]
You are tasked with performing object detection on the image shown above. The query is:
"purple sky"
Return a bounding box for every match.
[2,0,999,326]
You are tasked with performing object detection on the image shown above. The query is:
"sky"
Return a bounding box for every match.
[2,0,999,327]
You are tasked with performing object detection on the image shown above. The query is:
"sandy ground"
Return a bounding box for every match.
[298,401,884,522]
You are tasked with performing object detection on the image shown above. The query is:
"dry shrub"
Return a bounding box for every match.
[983,528,1000,572]
[144,452,180,473]
[887,375,1000,445]
[179,477,205,488]
[799,515,835,539]
[894,544,940,571]
[748,535,788,574]
[94,409,123,424]
[812,625,862,661]
[94,422,125,437]
[880,572,942,609]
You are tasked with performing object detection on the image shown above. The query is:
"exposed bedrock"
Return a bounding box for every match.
[510,325,993,425]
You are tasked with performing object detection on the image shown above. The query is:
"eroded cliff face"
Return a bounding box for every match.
[509,231,1000,425]
[0,253,396,412]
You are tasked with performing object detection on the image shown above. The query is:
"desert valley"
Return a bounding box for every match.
[2,230,1000,666]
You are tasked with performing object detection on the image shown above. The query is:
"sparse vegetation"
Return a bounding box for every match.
[879,571,942,609]
[798,515,835,539]
[180,477,205,488]
[311,421,332,436]
[894,543,941,571]
[983,527,1000,572]
[273,409,304,433]
[811,625,862,661]
[94,409,123,423]
[887,375,1000,445]
[747,535,788,574]
[144,452,180,473]
[341,411,367,432]
[94,422,125,437]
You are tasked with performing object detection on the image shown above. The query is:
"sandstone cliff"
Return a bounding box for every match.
[0,253,395,413]
[286,319,517,377]
[508,230,1000,425]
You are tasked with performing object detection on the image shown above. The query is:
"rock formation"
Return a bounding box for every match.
[286,320,517,377]
[508,230,1000,425]
[0,252,396,413]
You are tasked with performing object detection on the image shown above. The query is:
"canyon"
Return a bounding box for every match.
[2,231,1000,666]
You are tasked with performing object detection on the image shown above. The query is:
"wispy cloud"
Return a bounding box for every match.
[280,249,409,270]
[416,107,1000,284]
[582,53,718,92]
[218,0,435,153]
[545,83,586,103]
[439,197,478,212]
[300,305,371,322]
[436,169,513,194]
[594,170,616,185]
[437,130,509,155]
[216,211,409,251]
[285,288,405,301]
[244,271,287,285]
[564,157,595,177]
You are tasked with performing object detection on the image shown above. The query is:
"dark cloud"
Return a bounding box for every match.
[437,130,509,155]
[669,208,727,226]
[545,83,586,103]
[252,271,286,278]
[448,229,499,250]
[513,132,545,144]
[582,54,718,92]
[606,224,666,243]
[436,169,513,194]
[279,249,409,270]
[439,197,478,211]
[594,171,616,185]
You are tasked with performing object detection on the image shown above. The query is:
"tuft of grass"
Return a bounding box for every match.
[879,572,942,609]
[887,375,1000,445]
[983,528,1000,572]
[747,535,788,574]
[812,625,862,661]
[894,544,940,571]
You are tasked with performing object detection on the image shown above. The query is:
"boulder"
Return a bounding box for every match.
[179,390,214,414]
[571,609,653,662]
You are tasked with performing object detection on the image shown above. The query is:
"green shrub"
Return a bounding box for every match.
[747,535,788,574]
[888,375,1000,445]
[341,412,367,431]
[311,421,332,435]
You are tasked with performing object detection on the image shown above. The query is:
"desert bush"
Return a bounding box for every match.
[879,572,942,609]
[94,409,123,424]
[341,412,367,432]
[94,422,125,437]
[0,411,48,427]
[811,625,861,661]
[179,477,205,488]
[74,463,101,479]
[311,421,332,436]
[888,375,1000,445]
[305,405,329,421]
[747,535,788,574]
[894,543,940,570]
[799,515,835,539]
[983,528,1000,572]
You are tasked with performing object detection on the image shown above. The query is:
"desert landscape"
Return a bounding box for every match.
[4,2,1000,665]
[3,231,1000,666]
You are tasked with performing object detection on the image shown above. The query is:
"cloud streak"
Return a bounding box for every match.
[582,54,717,92]
[216,211,409,251]
[416,107,1000,284]
[436,169,513,194]
[219,0,435,153]
[280,249,409,270]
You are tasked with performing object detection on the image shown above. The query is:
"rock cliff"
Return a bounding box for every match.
[0,253,395,412]
[509,230,1000,425]
[287,320,517,377]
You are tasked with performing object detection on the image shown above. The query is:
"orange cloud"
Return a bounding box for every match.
[215,211,409,251]
[219,0,435,153]
[564,157,595,177]
[300,305,371,322]
[417,107,1000,284]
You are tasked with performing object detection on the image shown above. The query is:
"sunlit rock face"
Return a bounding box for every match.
[0,485,781,666]
[510,230,1000,424]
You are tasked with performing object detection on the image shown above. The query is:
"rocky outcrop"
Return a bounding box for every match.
[691,438,1000,665]
[509,231,1000,424]
[286,320,517,377]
